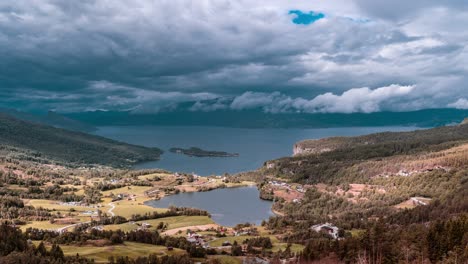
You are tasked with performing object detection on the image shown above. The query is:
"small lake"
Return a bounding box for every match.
[95,126,418,176]
[145,186,274,226]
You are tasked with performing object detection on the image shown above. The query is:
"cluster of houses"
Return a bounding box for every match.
[123,221,153,231]
[59,201,100,208]
[268,181,288,187]
[187,231,209,248]
[233,228,257,237]
[111,193,136,202]
[174,172,200,179]
[268,181,306,193]
[186,227,235,249]
[266,180,307,203]
[144,188,160,198]
[379,166,450,178]
[82,210,97,216]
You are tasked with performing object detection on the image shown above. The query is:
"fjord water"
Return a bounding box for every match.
[145,186,274,226]
[95,126,418,176]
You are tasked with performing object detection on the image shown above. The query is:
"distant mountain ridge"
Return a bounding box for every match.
[65,108,468,128]
[0,108,96,132]
[0,113,162,167]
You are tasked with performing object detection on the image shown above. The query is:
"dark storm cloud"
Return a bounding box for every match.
[0,0,467,113]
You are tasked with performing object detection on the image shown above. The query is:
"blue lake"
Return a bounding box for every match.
[145,186,274,226]
[95,126,418,176]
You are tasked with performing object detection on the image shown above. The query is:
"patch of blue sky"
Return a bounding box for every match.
[289,10,325,25]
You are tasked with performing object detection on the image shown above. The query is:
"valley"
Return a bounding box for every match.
[0,115,467,263]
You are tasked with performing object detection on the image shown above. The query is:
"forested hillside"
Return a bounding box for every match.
[0,114,162,167]
[269,122,468,184]
[257,122,468,263]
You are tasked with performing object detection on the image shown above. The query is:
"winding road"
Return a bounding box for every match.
[108,202,116,217]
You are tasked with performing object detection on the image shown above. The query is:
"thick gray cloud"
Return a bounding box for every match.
[354,0,468,21]
[0,0,466,113]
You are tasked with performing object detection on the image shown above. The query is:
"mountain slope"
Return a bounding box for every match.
[0,113,162,167]
[0,108,96,132]
[266,122,468,184]
[257,121,468,263]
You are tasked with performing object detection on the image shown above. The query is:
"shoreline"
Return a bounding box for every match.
[144,183,273,227]
[271,208,285,217]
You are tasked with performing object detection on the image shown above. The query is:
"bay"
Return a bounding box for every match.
[95,126,418,176]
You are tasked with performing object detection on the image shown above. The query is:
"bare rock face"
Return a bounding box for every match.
[293,143,333,156]
[293,137,346,156]
[265,162,276,169]
[293,144,305,156]
[461,118,468,125]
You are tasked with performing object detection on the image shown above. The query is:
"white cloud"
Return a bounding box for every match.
[229,84,415,113]
[189,99,229,112]
[448,98,468,109]
[300,85,414,113]
[231,92,284,111]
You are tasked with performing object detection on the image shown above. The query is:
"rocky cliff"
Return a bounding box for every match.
[293,137,350,156]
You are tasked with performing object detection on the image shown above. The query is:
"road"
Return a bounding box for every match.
[108,202,116,217]
[56,221,91,233]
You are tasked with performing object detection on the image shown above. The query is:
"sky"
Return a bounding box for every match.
[0,0,467,114]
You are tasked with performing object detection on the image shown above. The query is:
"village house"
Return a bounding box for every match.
[411,197,430,206]
[90,225,104,231]
[187,231,206,247]
[141,222,152,228]
[311,223,340,239]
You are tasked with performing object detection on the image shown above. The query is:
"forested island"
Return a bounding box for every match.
[169,147,239,157]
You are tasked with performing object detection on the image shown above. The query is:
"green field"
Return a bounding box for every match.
[209,235,255,247]
[271,242,304,253]
[101,186,169,218]
[101,186,154,197]
[20,221,68,232]
[39,242,185,263]
[109,202,168,219]
[209,235,304,253]
[210,255,242,264]
[105,215,214,232]
[27,199,95,212]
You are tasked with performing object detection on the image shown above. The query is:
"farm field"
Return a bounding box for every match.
[37,242,185,263]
